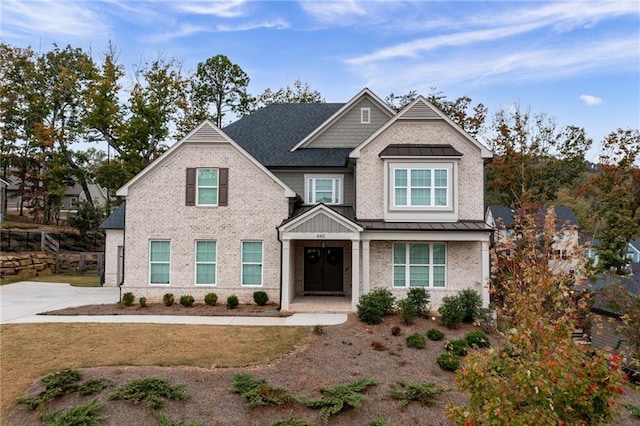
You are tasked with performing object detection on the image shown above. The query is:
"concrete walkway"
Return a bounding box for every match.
[0,281,348,326]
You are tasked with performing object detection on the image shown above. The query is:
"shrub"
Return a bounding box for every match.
[153,411,202,426]
[233,373,295,407]
[313,325,325,335]
[163,293,174,307]
[438,295,465,329]
[17,369,81,409]
[459,288,483,322]
[388,380,449,407]
[426,328,445,341]
[109,377,189,409]
[437,352,461,371]
[465,330,491,348]
[271,416,310,426]
[406,332,426,349]
[179,294,195,307]
[78,378,110,396]
[357,289,396,325]
[253,291,269,306]
[371,417,393,426]
[227,295,239,309]
[299,378,377,423]
[371,340,387,351]
[407,287,430,318]
[204,292,218,306]
[396,297,417,325]
[391,325,402,336]
[122,292,135,307]
[43,399,105,426]
[445,339,469,356]
[139,297,147,308]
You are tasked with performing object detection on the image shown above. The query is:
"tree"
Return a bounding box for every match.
[486,106,592,207]
[448,208,626,425]
[255,79,324,108]
[188,55,253,128]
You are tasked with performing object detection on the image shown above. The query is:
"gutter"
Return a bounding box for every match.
[276,225,282,311]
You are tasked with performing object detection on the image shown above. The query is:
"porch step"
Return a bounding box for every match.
[287,296,353,313]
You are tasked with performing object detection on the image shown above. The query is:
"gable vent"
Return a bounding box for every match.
[185,124,228,143]
[400,102,441,120]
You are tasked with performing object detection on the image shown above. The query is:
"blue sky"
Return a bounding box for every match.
[2,0,639,161]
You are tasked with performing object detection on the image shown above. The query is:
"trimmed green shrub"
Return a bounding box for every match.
[109,377,189,409]
[426,328,445,341]
[465,330,491,348]
[179,294,195,307]
[122,292,135,306]
[227,295,239,309]
[437,352,461,371]
[163,293,174,307]
[396,297,417,325]
[43,399,105,426]
[407,287,430,318]
[139,297,147,308]
[438,295,465,329]
[406,332,426,349]
[459,288,483,322]
[233,373,295,407]
[357,289,396,325]
[253,291,269,306]
[445,339,469,356]
[388,380,449,407]
[204,292,218,306]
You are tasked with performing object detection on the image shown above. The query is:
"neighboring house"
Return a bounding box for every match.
[627,238,640,263]
[102,88,493,311]
[0,178,8,222]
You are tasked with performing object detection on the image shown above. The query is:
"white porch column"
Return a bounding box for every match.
[362,239,370,295]
[351,239,360,310]
[281,238,291,311]
[481,240,491,308]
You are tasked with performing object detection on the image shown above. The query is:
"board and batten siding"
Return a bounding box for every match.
[272,170,355,206]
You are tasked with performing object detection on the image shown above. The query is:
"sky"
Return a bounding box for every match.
[1,0,639,161]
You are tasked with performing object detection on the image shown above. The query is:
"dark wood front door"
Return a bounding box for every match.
[304,247,344,293]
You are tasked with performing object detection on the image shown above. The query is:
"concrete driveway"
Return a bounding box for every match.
[0,281,347,326]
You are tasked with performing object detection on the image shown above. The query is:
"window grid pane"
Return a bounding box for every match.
[392,167,449,207]
[196,241,216,285]
[150,241,170,284]
[308,178,341,204]
[242,242,263,286]
[392,243,446,288]
[197,168,218,205]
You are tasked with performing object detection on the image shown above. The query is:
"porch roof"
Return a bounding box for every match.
[357,219,492,232]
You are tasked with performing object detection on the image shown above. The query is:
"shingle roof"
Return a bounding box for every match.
[585,271,640,316]
[99,203,125,230]
[379,144,463,158]
[487,205,579,228]
[223,103,351,167]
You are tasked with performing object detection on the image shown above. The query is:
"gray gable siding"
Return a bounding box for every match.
[289,212,352,233]
[307,98,390,148]
[272,170,354,205]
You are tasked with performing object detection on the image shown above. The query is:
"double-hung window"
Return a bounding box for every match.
[197,168,218,205]
[149,240,170,284]
[305,175,342,205]
[242,241,263,286]
[393,243,446,288]
[195,240,216,285]
[393,168,448,207]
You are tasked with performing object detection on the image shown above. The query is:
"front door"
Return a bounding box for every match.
[303,247,344,293]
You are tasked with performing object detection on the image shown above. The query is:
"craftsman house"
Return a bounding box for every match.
[102,89,493,311]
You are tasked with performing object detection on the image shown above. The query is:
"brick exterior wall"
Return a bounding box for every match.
[121,143,289,304]
[103,229,123,287]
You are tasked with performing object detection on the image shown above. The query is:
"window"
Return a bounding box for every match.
[242,241,263,286]
[305,175,342,204]
[393,243,446,288]
[195,240,216,285]
[197,168,218,205]
[149,240,170,284]
[361,107,371,124]
[393,168,448,207]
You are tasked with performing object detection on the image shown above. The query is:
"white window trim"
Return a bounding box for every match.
[304,174,343,205]
[392,242,447,288]
[196,168,219,207]
[361,107,371,124]
[149,240,171,285]
[391,166,450,209]
[195,240,217,286]
[241,240,264,287]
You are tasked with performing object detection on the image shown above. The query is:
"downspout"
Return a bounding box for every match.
[277,225,282,311]
[118,201,126,303]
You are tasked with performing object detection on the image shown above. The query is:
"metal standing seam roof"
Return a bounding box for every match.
[379,144,463,157]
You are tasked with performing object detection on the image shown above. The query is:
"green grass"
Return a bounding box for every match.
[1,273,100,287]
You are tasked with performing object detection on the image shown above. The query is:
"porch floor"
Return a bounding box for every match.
[287,295,353,313]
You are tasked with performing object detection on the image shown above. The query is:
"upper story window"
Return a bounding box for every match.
[361,107,371,124]
[197,168,218,205]
[305,175,343,205]
[393,168,448,207]
[186,168,228,207]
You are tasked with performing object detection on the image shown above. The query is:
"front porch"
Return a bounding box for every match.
[286,295,353,313]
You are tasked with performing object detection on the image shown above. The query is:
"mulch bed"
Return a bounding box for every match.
[41,302,287,317]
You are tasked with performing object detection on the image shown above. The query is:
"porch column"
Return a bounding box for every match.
[481,240,490,308]
[362,239,370,295]
[281,238,291,310]
[351,239,360,310]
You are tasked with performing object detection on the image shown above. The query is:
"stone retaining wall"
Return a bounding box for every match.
[0,252,56,279]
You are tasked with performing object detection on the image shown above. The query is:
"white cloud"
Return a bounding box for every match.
[299,0,368,23]
[579,95,603,106]
[217,18,289,32]
[148,23,212,43]
[171,0,247,18]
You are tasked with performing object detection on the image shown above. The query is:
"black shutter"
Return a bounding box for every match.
[186,168,196,206]
[219,168,228,206]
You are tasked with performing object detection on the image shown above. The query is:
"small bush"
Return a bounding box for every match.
[465,330,490,348]
[153,411,202,426]
[299,378,377,423]
[139,297,147,308]
[271,416,310,426]
[396,298,417,325]
[17,369,81,409]
[313,325,325,335]
[357,289,396,325]
[163,293,175,307]
[122,292,135,307]
[371,340,388,351]
[406,332,426,349]
[43,399,105,426]
[204,292,218,306]
[227,295,239,309]
[625,403,640,419]
[438,295,465,329]
[391,325,402,336]
[109,377,189,409]
[426,328,445,341]
[437,352,461,371]
[445,339,469,356]
[233,373,295,407]
[179,294,195,307]
[253,291,269,306]
[407,287,430,318]
[371,417,393,426]
[78,378,110,396]
[459,288,483,322]
[388,380,449,407]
